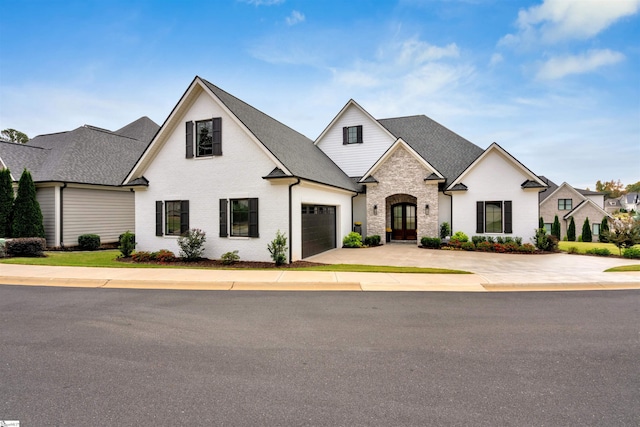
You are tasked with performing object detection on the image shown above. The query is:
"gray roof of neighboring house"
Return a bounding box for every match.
[538,176,605,204]
[0,118,158,186]
[377,115,485,184]
[115,116,159,143]
[201,78,359,192]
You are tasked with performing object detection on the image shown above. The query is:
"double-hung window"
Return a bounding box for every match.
[186,118,222,158]
[342,125,363,144]
[219,198,259,238]
[558,199,572,210]
[476,201,512,234]
[155,200,189,236]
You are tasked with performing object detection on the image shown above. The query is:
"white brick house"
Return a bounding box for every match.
[125,77,547,262]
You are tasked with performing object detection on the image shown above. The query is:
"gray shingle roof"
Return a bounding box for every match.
[377,115,485,184]
[200,78,358,192]
[115,116,159,143]
[0,117,157,186]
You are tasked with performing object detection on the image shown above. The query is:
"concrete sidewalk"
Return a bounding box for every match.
[1,259,639,292]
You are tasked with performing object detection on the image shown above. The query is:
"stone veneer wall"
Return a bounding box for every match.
[365,146,439,243]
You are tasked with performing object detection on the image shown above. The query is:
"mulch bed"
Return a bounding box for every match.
[116,257,326,269]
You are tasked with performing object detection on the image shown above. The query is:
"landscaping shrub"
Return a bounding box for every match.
[0,168,14,237]
[582,218,592,242]
[551,215,561,240]
[221,250,240,265]
[600,217,609,243]
[450,231,468,243]
[342,232,363,248]
[11,169,45,238]
[485,236,495,244]
[585,248,610,257]
[154,249,176,263]
[364,235,381,247]
[503,242,519,253]
[623,247,640,259]
[533,228,558,252]
[495,236,504,244]
[439,222,451,239]
[5,237,46,257]
[0,238,6,257]
[472,236,486,245]
[567,217,576,241]
[178,228,207,261]
[476,241,493,252]
[514,237,523,246]
[461,241,475,251]
[268,230,288,265]
[518,243,536,253]
[119,231,136,258]
[78,234,101,251]
[420,236,441,249]
[567,246,579,254]
[132,251,154,262]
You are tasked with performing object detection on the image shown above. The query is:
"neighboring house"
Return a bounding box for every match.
[125,76,547,262]
[0,117,159,247]
[604,197,623,214]
[538,177,611,241]
[621,192,640,212]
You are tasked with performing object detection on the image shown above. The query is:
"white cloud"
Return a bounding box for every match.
[286,10,305,26]
[489,53,503,66]
[501,0,640,45]
[536,49,625,80]
[397,38,460,64]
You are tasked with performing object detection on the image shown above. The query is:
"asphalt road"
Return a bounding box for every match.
[1,286,638,426]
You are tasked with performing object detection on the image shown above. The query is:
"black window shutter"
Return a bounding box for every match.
[476,201,484,234]
[357,125,363,143]
[212,117,222,156]
[155,201,163,236]
[180,200,190,234]
[219,199,228,237]
[342,127,348,145]
[186,121,194,158]
[504,201,513,234]
[248,198,259,237]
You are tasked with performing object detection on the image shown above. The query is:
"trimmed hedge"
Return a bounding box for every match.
[364,235,381,247]
[78,234,101,251]
[623,247,640,259]
[6,237,46,257]
[420,236,441,249]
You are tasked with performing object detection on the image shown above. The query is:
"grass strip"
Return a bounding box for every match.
[604,265,640,272]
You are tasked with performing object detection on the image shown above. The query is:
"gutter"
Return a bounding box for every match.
[288,178,301,264]
[60,183,67,248]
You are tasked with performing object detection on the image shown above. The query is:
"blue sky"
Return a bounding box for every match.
[1,0,638,189]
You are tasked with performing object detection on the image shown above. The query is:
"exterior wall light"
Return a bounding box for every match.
[425,204,429,215]
[373,204,378,215]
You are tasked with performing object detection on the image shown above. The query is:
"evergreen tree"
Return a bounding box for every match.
[0,168,14,237]
[11,169,45,238]
[581,217,592,242]
[600,217,609,243]
[551,215,561,240]
[567,217,576,241]
[539,217,544,230]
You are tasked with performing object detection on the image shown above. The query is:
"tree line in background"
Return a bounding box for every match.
[0,168,45,239]
[593,179,640,199]
[1,128,29,144]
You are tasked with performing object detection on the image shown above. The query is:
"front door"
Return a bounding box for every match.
[391,203,417,240]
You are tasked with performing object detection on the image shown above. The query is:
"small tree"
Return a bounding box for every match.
[11,169,45,238]
[177,228,207,261]
[599,217,609,243]
[267,230,287,266]
[567,217,576,241]
[439,222,451,239]
[119,231,136,257]
[602,215,640,255]
[539,217,544,230]
[0,168,14,237]
[581,217,592,242]
[551,215,561,240]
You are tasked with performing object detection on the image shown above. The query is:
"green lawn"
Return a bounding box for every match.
[0,250,469,274]
[605,265,640,272]
[558,241,637,256]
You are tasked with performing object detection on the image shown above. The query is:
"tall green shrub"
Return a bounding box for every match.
[439,222,451,239]
[0,168,14,237]
[599,217,609,243]
[539,217,544,230]
[581,217,592,242]
[551,215,561,240]
[267,230,288,265]
[11,169,44,238]
[567,217,576,241]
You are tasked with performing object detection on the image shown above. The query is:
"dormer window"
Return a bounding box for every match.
[343,125,363,144]
[185,118,222,158]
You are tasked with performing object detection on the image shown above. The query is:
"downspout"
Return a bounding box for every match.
[288,178,301,264]
[59,183,67,248]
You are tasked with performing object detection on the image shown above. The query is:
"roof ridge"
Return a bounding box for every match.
[0,140,47,150]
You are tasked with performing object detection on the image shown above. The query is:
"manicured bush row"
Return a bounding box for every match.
[131,249,176,263]
[78,234,101,251]
[420,237,441,248]
[623,247,640,259]
[5,237,46,257]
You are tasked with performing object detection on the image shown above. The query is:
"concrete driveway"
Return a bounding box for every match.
[307,244,640,285]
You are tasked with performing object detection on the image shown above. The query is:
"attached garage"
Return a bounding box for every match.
[301,204,336,258]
